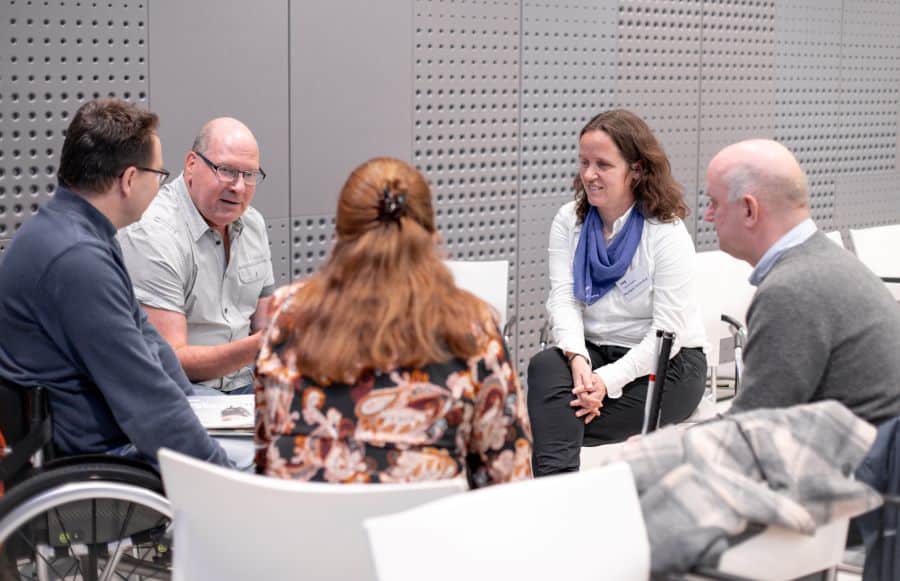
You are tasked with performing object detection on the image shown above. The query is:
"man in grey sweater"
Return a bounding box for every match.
[703,139,900,425]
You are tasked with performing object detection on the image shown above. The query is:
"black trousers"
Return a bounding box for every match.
[527,342,707,477]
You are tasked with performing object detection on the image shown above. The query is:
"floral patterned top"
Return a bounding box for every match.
[254,283,533,488]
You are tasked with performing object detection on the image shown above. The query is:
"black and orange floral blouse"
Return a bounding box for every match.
[254,283,533,488]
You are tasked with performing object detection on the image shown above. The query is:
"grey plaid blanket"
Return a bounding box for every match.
[598,400,882,574]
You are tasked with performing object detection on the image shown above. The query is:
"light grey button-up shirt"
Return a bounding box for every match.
[118,174,275,391]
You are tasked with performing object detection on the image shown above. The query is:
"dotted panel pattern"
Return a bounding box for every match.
[838,0,900,175]
[695,0,776,250]
[832,0,900,229]
[834,171,900,229]
[516,1,618,374]
[290,214,335,279]
[413,0,521,355]
[0,0,149,238]
[616,0,702,236]
[774,0,842,231]
[515,197,564,373]
[266,218,291,287]
[0,238,8,259]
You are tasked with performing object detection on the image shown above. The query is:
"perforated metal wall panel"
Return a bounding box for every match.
[695,0,777,251]
[835,171,900,229]
[0,0,148,240]
[291,214,336,278]
[774,0,842,231]
[616,0,702,237]
[267,218,291,288]
[832,0,900,229]
[516,0,618,373]
[413,0,521,354]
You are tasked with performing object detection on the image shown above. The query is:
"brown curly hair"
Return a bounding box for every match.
[574,109,688,224]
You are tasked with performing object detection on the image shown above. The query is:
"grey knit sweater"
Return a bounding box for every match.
[730,231,900,424]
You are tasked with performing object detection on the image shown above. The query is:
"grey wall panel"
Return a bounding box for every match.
[517,1,618,371]
[267,218,291,286]
[616,0,702,236]
[775,0,842,231]
[695,0,777,251]
[291,0,413,217]
[839,0,900,176]
[147,0,289,219]
[834,171,900,229]
[290,214,335,278]
[0,0,148,237]
[515,197,564,374]
[414,0,521,355]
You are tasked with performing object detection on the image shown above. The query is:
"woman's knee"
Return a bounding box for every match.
[527,348,567,387]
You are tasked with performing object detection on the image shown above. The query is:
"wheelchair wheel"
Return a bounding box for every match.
[0,461,172,580]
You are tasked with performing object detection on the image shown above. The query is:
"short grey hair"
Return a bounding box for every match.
[721,159,809,207]
[191,124,212,155]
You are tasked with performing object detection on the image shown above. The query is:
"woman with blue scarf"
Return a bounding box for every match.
[527,110,707,477]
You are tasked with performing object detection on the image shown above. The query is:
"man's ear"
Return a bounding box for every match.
[743,194,760,226]
[119,166,137,198]
[183,150,196,184]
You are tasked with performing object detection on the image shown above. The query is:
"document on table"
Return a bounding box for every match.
[187,395,254,429]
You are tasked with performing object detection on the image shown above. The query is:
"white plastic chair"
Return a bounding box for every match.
[364,462,649,581]
[849,224,900,300]
[824,230,845,248]
[578,436,849,581]
[158,448,466,581]
[444,259,509,331]
[693,250,756,399]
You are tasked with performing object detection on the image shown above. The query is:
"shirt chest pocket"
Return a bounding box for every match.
[238,260,267,284]
[235,258,269,317]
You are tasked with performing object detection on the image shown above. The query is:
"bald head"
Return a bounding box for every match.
[709,139,809,211]
[191,117,258,156]
[704,140,812,265]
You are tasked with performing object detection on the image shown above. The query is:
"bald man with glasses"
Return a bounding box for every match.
[119,117,275,395]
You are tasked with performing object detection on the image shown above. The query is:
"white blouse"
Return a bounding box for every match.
[547,201,706,398]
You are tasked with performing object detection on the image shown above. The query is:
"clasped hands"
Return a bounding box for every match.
[568,354,607,424]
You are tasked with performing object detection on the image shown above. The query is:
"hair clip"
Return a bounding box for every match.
[378,185,407,226]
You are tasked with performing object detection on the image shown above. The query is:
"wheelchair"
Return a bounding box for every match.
[0,379,173,580]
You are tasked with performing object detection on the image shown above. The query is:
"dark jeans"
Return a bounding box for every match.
[527,342,707,477]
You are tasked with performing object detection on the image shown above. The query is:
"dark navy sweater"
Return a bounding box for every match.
[0,188,228,466]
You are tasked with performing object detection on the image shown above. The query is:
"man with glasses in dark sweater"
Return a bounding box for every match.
[0,99,229,466]
[703,139,900,425]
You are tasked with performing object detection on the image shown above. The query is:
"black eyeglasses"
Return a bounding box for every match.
[193,150,266,186]
[135,166,171,185]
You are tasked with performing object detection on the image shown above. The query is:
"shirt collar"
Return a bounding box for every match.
[606,204,637,241]
[53,187,118,239]
[750,218,817,286]
[170,173,243,242]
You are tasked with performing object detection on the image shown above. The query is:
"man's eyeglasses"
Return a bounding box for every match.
[135,166,171,186]
[193,150,266,186]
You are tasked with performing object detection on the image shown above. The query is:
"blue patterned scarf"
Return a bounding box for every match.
[573,205,645,305]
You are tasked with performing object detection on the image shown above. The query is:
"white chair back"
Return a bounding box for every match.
[824,230,844,248]
[364,462,649,581]
[693,250,755,380]
[158,448,466,581]
[849,224,900,277]
[444,259,509,329]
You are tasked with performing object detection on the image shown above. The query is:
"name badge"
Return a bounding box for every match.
[616,266,651,302]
